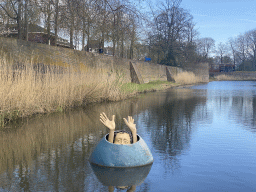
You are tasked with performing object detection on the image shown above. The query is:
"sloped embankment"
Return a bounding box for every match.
[0,38,179,127]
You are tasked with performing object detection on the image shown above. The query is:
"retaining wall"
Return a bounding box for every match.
[0,37,209,83]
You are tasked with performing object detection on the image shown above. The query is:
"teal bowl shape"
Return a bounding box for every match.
[89,134,154,167]
[90,163,152,186]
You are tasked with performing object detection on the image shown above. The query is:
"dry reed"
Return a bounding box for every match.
[0,53,126,126]
[173,71,201,85]
[215,74,243,81]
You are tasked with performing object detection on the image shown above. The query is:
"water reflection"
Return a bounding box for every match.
[90,164,152,191]
[137,89,208,173]
[193,81,256,133]
[230,96,256,132]
[1,81,256,191]
[0,90,180,191]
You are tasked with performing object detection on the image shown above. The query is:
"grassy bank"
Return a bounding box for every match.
[0,51,202,127]
[121,80,176,94]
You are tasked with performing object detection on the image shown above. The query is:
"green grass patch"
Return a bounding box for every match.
[121,80,175,94]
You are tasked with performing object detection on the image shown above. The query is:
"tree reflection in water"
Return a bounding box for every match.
[136,89,208,173]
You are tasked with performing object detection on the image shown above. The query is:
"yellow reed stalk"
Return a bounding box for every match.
[173,71,201,85]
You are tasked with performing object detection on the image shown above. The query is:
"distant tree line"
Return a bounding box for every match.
[225,29,256,71]
[0,0,255,70]
[0,0,140,59]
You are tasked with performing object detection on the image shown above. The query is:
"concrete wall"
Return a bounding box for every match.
[0,37,209,83]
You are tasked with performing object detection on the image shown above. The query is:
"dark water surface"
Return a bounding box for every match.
[1,81,256,192]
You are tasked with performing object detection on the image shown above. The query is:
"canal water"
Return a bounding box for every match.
[0,81,256,192]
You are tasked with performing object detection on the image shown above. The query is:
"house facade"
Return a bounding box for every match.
[0,24,71,48]
[85,40,114,56]
[209,63,235,73]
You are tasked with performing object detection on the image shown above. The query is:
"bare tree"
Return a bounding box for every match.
[236,34,249,70]
[245,29,256,70]
[216,42,228,64]
[228,38,237,66]
[0,0,22,39]
[196,37,215,58]
[148,0,196,66]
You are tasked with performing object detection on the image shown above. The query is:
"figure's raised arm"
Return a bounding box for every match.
[123,116,137,143]
[100,112,115,143]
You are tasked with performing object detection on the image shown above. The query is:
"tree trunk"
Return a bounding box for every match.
[86,17,90,52]
[112,15,116,56]
[54,0,59,46]
[129,23,135,59]
[116,12,120,57]
[69,12,74,49]
[70,22,74,49]
[100,0,107,52]
[82,18,85,50]
[87,34,90,52]
[17,0,22,39]
[24,0,28,41]
[100,31,105,52]
[47,1,51,45]
[121,32,124,58]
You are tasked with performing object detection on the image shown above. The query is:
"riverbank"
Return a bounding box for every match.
[0,38,208,128]
[210,72,256,81]
[0,57,200,128]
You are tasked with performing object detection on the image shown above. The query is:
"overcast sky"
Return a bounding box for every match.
[180,0,256,45]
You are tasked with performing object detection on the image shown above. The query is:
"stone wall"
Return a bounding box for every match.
[0,37,209,83]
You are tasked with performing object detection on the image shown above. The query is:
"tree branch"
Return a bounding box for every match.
[0,4,17,20]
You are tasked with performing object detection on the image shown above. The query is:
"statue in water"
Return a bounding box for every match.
[100,112,137,144]
[100,113,138,191]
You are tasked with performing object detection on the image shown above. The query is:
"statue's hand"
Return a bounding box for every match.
[123,116,136,132]
[100,112,115,130]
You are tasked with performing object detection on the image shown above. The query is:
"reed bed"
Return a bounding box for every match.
[215,74,244,81]
[173,71,201,85]
[0,48,200,127]
[0,53,126,126]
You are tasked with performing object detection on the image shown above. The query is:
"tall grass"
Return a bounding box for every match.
[215,74,243,81]
[0,48,202,127]
[173,71,201,85]
[0,53,125,126]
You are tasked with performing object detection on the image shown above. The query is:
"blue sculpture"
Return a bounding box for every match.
[89,113,153,167]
